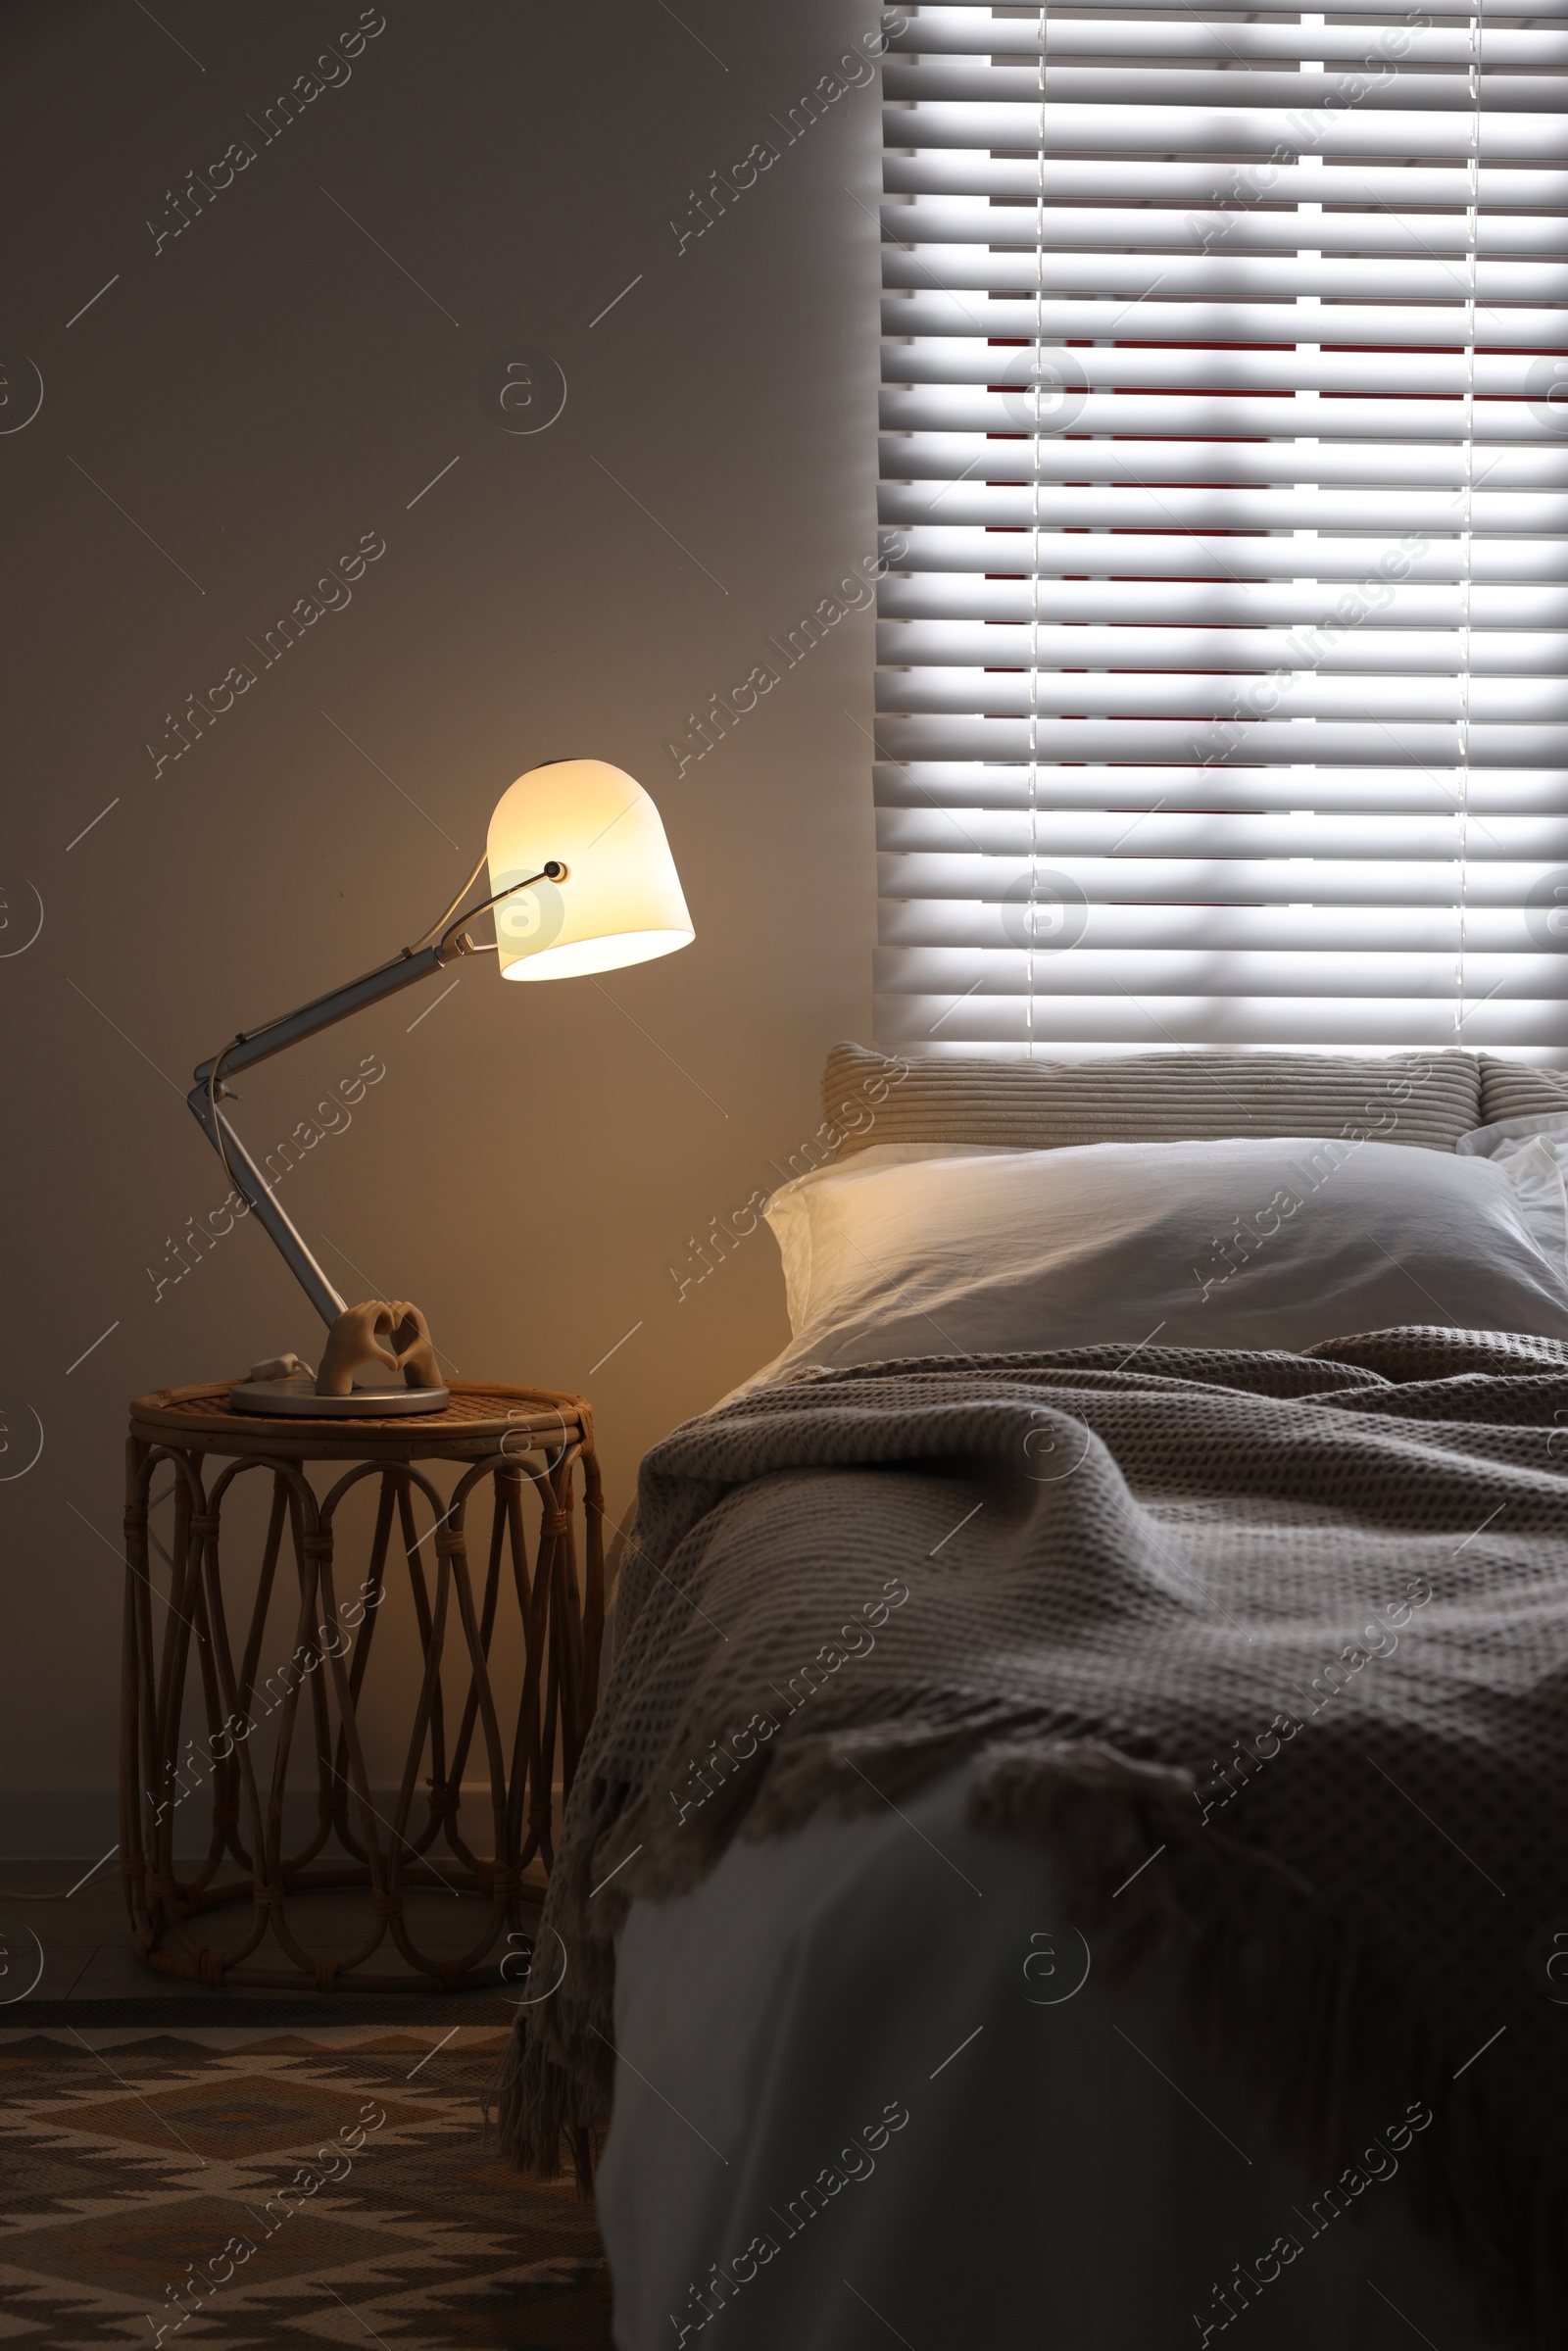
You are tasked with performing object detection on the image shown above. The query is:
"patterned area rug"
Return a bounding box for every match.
[0,2025,612,2346]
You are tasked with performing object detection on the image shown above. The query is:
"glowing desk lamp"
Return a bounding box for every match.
[187,759,692,1416]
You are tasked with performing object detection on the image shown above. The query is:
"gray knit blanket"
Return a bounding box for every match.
[498,1328,1568,2348]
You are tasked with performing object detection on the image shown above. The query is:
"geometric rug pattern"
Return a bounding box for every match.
[0,2028,612,2346]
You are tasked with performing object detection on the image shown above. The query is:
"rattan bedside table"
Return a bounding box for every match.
[120,1381,605,1992]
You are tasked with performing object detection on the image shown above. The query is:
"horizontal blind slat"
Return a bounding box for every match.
[878,483,1568,528]
[874,672,1568,719]
[884,101,1568,154]
[877,621,1568,672]
[883,200,1568,257]
[883,292,1568,345]
[891,6,1568,50]
[878,580,1568,624]
[885,66,1567,113]
[874,763,1568,813]
[873,949,1568,1000]
[882,248,1568,298]
[884,345,1568,396]
[880,392,1568,441]
[878,822,1568,864]
[884,529,1568,582]
[870,716,1568,762]
[882,159,1568,202]
[884,906,1565,947]
[881,439,1568,490]
[871,1003,1568,1050]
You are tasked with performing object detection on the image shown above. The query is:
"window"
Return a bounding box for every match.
[875,1,1568,1055]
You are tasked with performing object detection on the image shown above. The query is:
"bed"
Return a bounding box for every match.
[500,1044,1568,2350]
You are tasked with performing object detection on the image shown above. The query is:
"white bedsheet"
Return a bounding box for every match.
[598,1763,1491,2349]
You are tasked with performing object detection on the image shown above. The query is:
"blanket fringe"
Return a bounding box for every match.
[492,1771,625,2189]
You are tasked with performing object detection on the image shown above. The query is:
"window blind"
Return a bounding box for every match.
[875,0,1568,1054]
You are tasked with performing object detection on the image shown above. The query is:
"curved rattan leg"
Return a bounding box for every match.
[552,1449,588,1795]
[398,1483,456,1860]
[379,1530,456,1980]
[327,1468,400,1866]
[180,1460,318,1982]
[121,1438,152,1949]
[149,1458,204,1945]
[514,1469,559,1871]
[580,1440,607,1732]
[439,1512,514,1979]
[441,1464,516,1878]
[303,1531,395,1986]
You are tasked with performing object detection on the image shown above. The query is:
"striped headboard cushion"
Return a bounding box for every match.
[1479,1056,1568,1128]
[823,1043,1482,1157]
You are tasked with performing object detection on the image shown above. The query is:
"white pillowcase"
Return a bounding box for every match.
[756,1134,1568,1381]
[1458,1108,1568,1270]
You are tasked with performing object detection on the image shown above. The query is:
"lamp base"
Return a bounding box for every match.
[229,1375,451,1418]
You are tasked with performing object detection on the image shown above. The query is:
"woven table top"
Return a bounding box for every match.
[128,1381,593,1462]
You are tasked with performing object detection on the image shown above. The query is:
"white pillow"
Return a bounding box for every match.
[757,1135,1568,1380]
[1458,1109,1568,1274]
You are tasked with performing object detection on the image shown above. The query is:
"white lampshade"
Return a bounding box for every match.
[486,759,694,981]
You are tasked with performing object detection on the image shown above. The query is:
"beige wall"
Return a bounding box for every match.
[0,0,881,1847]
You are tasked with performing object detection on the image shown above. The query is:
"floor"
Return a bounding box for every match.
[0,1861,614,2348]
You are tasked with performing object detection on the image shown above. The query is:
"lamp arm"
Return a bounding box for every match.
[186,1090,349,1327]
[186,863,562,1330]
